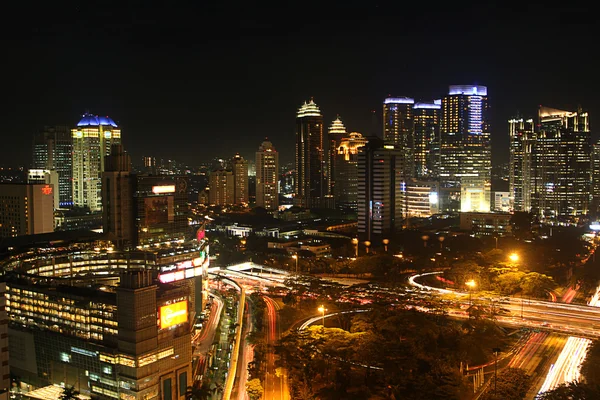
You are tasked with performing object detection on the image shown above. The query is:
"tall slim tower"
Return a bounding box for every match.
[413,101,441,179]
[256,139,279,210]
[509,117,535,212]
[335,132,368,211]
[328,116,347,197]
[533,106,590,220]
[72,114,121,212]
[32,125,73,207]
[209,169,234,205]
[295,99,324,208]
[439,85,490,212]
[232,153,249,205]
[592,141,600,217]
[383,97,415,180]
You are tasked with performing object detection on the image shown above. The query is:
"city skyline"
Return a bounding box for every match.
[2,2,597,167]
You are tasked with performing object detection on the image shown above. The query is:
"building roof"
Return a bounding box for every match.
[76,114,118,127]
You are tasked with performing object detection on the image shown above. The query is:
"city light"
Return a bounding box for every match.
[509,253,519,263]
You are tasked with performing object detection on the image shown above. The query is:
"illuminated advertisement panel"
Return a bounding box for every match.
[152,185,176,194]
[144,196,174,225]
[159,301,188,329]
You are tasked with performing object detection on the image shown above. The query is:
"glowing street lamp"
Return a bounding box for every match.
[352,238,359,257]
[509,253,519,263]
[292,254,298,275]
[364,241,371,254]
[318,305,327,326]
[421,235,429,248]
[382,238,390,253]
[466,279,477,310]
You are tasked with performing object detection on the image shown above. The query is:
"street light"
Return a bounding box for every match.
[318,305,327,326]
[364,241,371,254]
[292,254,298,276]
[509,253,519,263]
[352,238,359,257]
[466,279,476,312]
[438,236,445,252]
[421,235,430,248]
[382,239,390,253]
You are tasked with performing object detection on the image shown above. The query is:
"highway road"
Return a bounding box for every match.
[263,296,289,400]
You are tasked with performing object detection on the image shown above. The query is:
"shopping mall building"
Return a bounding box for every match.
[0,239,209,400]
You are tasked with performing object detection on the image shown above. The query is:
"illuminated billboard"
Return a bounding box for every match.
[152,185,176,194]
[159,301,188,329]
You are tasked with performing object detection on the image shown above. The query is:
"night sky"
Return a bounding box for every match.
[3,1,598,167]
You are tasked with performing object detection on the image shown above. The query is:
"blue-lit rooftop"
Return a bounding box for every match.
[77,114,118,127]
[448,85,487,96]
[384,97,414,104]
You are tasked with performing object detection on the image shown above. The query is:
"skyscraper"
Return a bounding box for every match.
[357,138,404,241]
[591,141,600,217]
[0,183,55,238]
[383,97,415,180]
[533,106,591,220]
[209,169,234,205]
[413,101,441,179]
[328,116,347,196]
[256,139,279,210]
[509,117,535,212]
[232,153,249,205]
[72,114,121,212]
[334,132,368,211]
[439,85,490,212]
[295,99,324,208]
[32,125,73,207]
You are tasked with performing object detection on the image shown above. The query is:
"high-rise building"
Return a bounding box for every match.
[32,125,73,207]
[0,183,55,238]
[72,114,121,212]
[209,169,234,205]
[357,138,404,241]
[383,97,415,180]
[102,145,134,248]
[27,169,60,210]
[533,106,591,220]
[232,153,249,205]
[591,141,600,216]
[334,132,368,211]
[328,116,347,196]
[255,139,279,210]
[413,101,441,179]
[439,85,490,212]
[509,117,536,212]
[0,281,9,398]
[295,99,324,208]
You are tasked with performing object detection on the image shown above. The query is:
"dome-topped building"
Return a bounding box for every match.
[72,113,122,212]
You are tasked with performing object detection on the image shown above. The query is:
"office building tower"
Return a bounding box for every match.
[102,145,134,248]
[439,85,491,212]
[72,114,121,212]
[209,169,234,205]
[143,156,157,174]
[357,138,404,241]
[509,117,536,212]
[0,183,55,238]
[413,101,441,179]
[405,181,440,218]
[32,125,73,207]
[334,132,368,211]
[27,169,60,210]
[232,153,249,205]
[0,282,9,398]
[295,99,324,208]
[328,116,347,196]
[533,106,591,220]
[591,141,600,216]
[383,97,415,180]
[256,139,279,210]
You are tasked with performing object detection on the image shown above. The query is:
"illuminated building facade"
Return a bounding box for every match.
[591,141,600,216]
[0,282,8,397]
[2,241,209,400]
[295,99,324,208]
[72,114,121,212]
[0,183,54,238]
[232,153,249,205]
[439,85,490,212]
[413,101,441,179]
[328,116,347,197]
[405,181,439,218]
[357,138,404,241]
[209,169,234,205]
[27,169,60,210]
[383,97,415,180]
[509,117,535,212]
[255,139,279,210]
[533,106,591,220]
[32,125,73,207]
[334,132,368,211]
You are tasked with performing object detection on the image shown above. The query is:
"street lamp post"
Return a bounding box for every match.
[318,305,327,327]
[492,347,501,396]
[509,253,519,263]
[383,239,390,253]
[466,279,476,314]
[352,238,359,257]
[421,235,429,248]
[438,236,445,252]
[292,254,299,283]
[364,241,371,254]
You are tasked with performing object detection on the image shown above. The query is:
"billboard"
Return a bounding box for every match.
[144,196,174,225]
[159,300,188,329]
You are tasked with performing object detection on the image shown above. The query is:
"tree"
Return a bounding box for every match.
[520,272,557,298]
[581,340,600,385]
[59,386,80,400]
[185,384,212,400]
[536,381,600,399]
[480,368,530,400]
[246,378,264,400]
[493,271,525,295]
